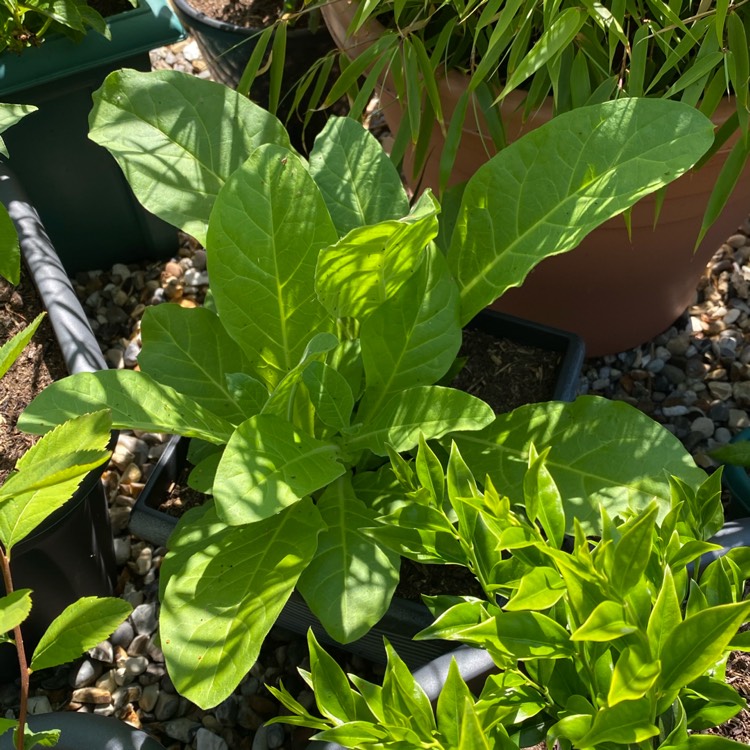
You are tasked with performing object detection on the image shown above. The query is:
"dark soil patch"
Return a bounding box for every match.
[0,271,67,486]
[453,328,562,414]
[188,0,286,28]
[89,0,135,19]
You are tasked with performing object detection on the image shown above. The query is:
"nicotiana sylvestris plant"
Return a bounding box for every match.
[20,69,716,708]
[270,443,750,749]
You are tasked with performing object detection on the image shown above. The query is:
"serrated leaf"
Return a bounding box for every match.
[30,597,131,672]
[0,589,32,636]
[437,658,475,748]
[524,444,565,548]
[309,117,409,235]
[449,99,714,323]
[647,566,682,659]
[610,503,658,593]
[213,414,345,525]
[159,499,324,708]
[0,411,112,550]
[307,629,357,722]
[207,145,338,388]
[297,477,400,642]
[89,69,290,243]
[0,314,43,380]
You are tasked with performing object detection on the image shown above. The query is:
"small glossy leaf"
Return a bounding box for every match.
[647,566,682,658]
[437,658,474,748]
[415,434,445,507]
[307,630,357,722]
[504,567,565,611]
[608,646,661,705]
[610,503,658,593]
[577,698,659,746]
[571,601,636,642]
[214,414,344,524]
[658,601,750,708]
[524,444,565,548]
[30,597,131,672]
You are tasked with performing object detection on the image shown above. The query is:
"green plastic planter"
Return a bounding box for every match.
[0,0,185,274]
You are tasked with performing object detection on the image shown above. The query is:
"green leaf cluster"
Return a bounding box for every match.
[272,449,750,749]
[21,70,714,709]
[0,410,131,748]
[0,0,122,54]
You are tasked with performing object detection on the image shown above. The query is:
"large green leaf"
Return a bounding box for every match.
[139,305,261,424]
[315,191,439,322]
[18,370,234,444]
[89,69,290,243]
[449,98,714,323]
[359,246,461,421]
[451,397,705,534]
[159,499,324,708]
[309,117,409,236]
[0,411,112,551]
[213,414,345,525]
[576,698,659,746]
[207,145,338,388]
[30,597,131,672]
[297,477,400,643]
[344,386,495,456]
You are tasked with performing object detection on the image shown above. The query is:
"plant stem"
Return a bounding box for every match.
[0,546,28,750]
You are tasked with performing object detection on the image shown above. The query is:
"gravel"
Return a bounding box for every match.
[1,36,750,750]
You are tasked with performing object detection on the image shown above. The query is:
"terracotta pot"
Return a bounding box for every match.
[321,0,750,355]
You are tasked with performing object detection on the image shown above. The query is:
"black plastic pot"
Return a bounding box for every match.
[0,712,165,749]
[127,311,584,668]
[0,166,117,679]
[171,0,336,152]
[0,0,184,274]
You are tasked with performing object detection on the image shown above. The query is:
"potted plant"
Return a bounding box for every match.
[20,69,715,709]
[292,0,750,357]
[0,0,184,274]
[270,444,750,748]
[0,109,119,674]
[170,0,336,151]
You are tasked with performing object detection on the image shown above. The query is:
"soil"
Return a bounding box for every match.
[0,271,67,487]
[452,328,562,414]
[88,0,135,18]
[187,0,286,28]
